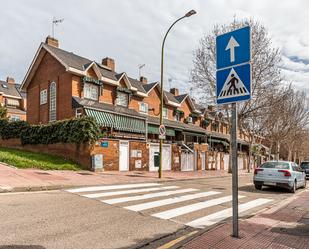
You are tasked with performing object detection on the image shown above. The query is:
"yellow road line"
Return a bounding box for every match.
[157,230,198,249]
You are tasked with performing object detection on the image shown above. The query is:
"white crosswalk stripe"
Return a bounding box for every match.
[66,183,162,193]
[66,182,273,229]
[124,191,220,212]
[82,186,179,198]
[102,188,198,204]
[152,195,245,220]
[186,198,273,228]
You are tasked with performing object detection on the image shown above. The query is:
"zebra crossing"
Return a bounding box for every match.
[66,182,273,229]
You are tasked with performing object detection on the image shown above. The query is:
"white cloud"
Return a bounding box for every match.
[0,0,308,95]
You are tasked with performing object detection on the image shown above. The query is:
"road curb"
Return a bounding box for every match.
[0,173,251,194]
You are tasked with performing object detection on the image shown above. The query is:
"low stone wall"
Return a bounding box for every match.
[0,138,93,170]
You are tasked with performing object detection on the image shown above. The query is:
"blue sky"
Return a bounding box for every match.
[0,0,308,95]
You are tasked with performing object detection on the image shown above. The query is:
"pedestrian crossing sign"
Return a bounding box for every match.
[216,63,251,105]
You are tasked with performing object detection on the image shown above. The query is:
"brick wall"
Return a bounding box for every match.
[0,138,92,170]
[27,52,72,124]
[171,144,181,171]
[92,139,119,170]
[129,141,148,171]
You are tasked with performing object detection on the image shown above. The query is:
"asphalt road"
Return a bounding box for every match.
[0,174,307,249]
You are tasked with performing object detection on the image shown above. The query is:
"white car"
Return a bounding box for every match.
[253,161,306,193]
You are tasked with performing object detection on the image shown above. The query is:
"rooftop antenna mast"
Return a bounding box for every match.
[138,64,145,78]
[52,17,64,38]
[168,78,173,90]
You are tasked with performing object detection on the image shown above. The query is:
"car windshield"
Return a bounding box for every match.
[300,162,309,169]
[260,162,290,169]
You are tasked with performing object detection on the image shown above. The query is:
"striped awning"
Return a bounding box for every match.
[85,108,146,133]
[147,125,175,137]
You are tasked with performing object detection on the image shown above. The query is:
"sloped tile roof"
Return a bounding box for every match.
[175,94,188,103]
[164,90,179,104]
[0,81,22,98]
[127,77,146,93]
[72,97,146,119]
[142,82,158,93]
[43,43,92,71]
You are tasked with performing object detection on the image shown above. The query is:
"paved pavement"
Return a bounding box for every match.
[1,175,305,249]
[182,189,309,249]
[0,163,249,193]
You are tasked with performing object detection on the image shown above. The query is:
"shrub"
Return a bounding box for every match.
[0,120,29,139]
[0,117,100,145]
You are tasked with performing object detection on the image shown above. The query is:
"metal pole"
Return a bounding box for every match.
[231,102,238,237]
[159,15,187,179]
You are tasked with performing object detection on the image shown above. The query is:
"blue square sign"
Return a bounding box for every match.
[216,63,251,105]
[216,26,250,70]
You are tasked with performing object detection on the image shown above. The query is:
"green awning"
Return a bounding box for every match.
[85,108,146,133]
[208,138,229,147]
[147,125,175,136]
[183,131,206,137]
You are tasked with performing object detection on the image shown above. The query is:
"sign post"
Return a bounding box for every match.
[216,26,251,238]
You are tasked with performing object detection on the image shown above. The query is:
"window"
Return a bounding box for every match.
[40,89,47,105]
[139,102,148,114]
[75,108,83,118]
[163,107,168,119]
[49,82,57,122]
[6,98,19,107]
[116,92,129,107]
[10,115,20,121]
[174,114,180,121]
[84,83,98,100]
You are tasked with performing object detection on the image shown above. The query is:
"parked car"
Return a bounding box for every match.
[300,161,309,178]
[253,161,306,193]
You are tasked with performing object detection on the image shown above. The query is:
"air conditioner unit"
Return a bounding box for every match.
[187,117,193,123]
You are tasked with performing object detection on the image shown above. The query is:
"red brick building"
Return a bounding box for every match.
[0,77,26,121]
[21,36,265,171]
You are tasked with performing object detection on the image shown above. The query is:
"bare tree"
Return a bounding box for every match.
[190,18,282,172]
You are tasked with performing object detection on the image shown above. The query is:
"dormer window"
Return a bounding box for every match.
[84,83,98,100]
[116,91,129,107]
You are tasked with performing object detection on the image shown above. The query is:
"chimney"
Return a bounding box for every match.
[45,36,59,48]
[170,88,179,96]
[102,57,115,71]
[140,76,147,84]
[6,77,15,84]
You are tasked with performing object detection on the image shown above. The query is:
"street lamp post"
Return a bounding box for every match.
[159,10,197,178]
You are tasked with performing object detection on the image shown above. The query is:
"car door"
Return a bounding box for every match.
[293,163,303,186]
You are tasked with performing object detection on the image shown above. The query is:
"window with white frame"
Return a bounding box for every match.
[40,89,47,105]
[84,83,98,100]
[139,102,148,114]
[10,115,21,121]
[163,107,168,119]
[75,108,83,118]
[6,98,20,107]
[49,82,57,122]
[116,92,129,107]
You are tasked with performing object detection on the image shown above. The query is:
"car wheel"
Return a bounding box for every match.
[255,184,262,190]
[290,180,296,193]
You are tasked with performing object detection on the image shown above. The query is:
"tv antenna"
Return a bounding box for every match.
[168,78,173,89]
[138,64,145,78]
[52,17,64,38]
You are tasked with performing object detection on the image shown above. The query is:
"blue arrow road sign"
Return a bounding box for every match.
[216,63,251,105]
[216,26,250,70]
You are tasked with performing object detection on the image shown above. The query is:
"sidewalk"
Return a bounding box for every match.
[182,189,309,249]
[0,163,250,193]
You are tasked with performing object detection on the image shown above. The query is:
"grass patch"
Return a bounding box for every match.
[0,147,82,170]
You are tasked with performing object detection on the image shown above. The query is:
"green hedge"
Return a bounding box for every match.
[0,119,29,139]
[0,117,100,145]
